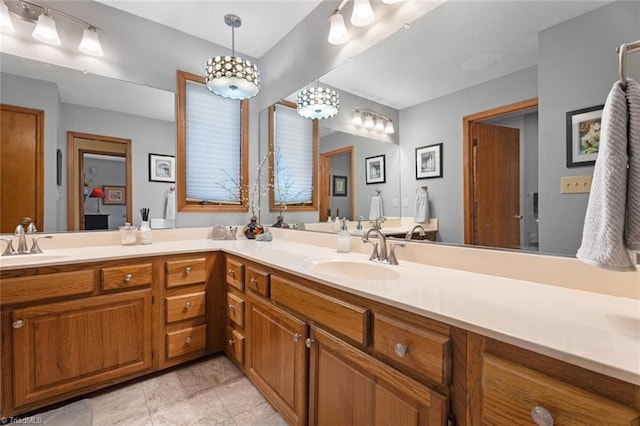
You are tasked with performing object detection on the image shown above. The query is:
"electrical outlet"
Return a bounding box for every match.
[561,176,592,194]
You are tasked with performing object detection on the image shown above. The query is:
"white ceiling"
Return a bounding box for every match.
[94,0,613,110]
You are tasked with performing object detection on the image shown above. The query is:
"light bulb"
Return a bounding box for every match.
[0,2,15,33]
[364,114,374,129]
[351,0,374,27]
[328,11,349,45]
[79,27,104,56]
[32,13,60,45]
[352,110,363,126]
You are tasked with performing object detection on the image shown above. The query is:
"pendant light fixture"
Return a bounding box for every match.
[296,83,339,120]
[205,14,260,100]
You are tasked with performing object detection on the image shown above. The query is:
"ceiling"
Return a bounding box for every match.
[94,0,613,110]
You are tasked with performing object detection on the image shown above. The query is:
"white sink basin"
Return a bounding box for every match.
[303,258,400,281]
[0,254,68,267]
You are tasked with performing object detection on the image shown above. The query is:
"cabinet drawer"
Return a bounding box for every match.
[101,263,152,291]
[482,354,640,425]
[226,326,245,365]
[227,292,245,328]
[166,292,206,323]
[166,324,207,359]
[1,270,95,305]
[271,275,370,345]
[166,258,207,288]
[225,258,244,291]
[246,266,270,297]
[373,315,451,386]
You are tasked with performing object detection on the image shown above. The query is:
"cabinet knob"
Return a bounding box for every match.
[185,266,192,274]
[184,302,192,310]
[228,339,235,346]
[250,278,258,287]
[12,320,23,329]
[394,343,409,358]
[228,269,235,277]
[531,406,554,426]
[124,273,133,282]
[293,333,302,343]
[185,336,193,345]
[305,337,314,348]
[228,304,235,311]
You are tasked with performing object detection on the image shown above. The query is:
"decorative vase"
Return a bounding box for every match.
[243,216,264,239]
[139,220,153,245]
[272,215,289,229]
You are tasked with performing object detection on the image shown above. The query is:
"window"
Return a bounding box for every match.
[269,101,318,212]
[176,70,248,212]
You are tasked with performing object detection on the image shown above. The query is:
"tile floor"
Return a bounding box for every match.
[89,354,287,426]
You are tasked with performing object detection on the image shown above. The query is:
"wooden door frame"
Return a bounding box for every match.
[319,146,354,222]
[0,104,44,232]
[462,98,538,244]
[67,131,132,231]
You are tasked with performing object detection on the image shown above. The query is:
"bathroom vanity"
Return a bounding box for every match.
[0,229,638,425]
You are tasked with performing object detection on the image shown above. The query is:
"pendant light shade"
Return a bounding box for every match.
[296,86,339,120]
[363,114,375,129]
[352,110,363,126]
[79,27,104,56]
[328,11,349,45]
[0,2,15,33]
[32,12,60,45]
[384,120,395,134]
[205,14,260,100]
[351,0,375,27]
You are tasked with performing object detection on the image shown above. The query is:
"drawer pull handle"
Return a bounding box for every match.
[184,302,192,310]
[293,333,302,343]
[394,343,409,358]
[228,339,235,346]
[228,304,235,311]
[185,266,192,274]
[250,278,258,287]
[12,320,23,329]
[228,269,235,277]
[531,406,554,426]
[125,273,133,282]
[185,336,193,345]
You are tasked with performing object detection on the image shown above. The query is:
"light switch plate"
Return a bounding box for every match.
[561,176,592,194]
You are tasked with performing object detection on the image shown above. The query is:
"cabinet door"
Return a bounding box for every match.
[12,290,152,408]
[309,327,447,426]
[246,293,307,426]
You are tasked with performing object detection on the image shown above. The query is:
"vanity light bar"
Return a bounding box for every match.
[352,109,394,134]
[2,0,104,56]
[328,0,402,45]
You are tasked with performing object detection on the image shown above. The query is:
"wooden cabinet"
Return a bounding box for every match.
[468,334,640,426]
[224,255,246,366]
[309,326,447,426]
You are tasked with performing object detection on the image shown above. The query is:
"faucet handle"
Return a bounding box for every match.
[30,236,52,254]
[363,239,380,261]
[0,237,16,256]
[387,243,406,265]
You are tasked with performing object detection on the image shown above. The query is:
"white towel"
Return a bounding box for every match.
[414,188,430,223]
[577,79,640,271]
[369,196,383,220]
[165,189,176,220]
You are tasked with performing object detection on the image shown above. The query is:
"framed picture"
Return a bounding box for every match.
[103,186,126,205]
[332,175,347,197]
[566,105,604,168]
[365,155,386,184]
[415,143,443,179]
[149,153,176,182]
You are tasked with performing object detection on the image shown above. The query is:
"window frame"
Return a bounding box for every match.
[268,100,319,212]
[176,70,249,213]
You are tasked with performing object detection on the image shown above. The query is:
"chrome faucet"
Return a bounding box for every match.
[371,216,386,230]
[15,223,28,254]
[363,228,388,261]
[405,225,426,241]
[1,219,52,256]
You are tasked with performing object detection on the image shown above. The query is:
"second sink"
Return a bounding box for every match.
[302,258,400,281]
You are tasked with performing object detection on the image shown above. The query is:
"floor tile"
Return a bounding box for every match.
[92,383,151,426]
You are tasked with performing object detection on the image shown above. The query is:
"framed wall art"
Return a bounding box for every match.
[149,153,176,182]
[332,175,347,196]
[365,155,386,184]
[416,143,443,179]
[103,186,126,205]
[566,105,603,168]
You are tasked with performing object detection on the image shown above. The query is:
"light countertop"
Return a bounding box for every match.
[1,237,638,386]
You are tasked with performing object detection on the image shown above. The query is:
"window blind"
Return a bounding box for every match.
[273,104,313,204]
[185,80,241,202]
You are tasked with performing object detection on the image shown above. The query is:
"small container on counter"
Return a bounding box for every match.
[119,223,137,245]
[336,219,351,253]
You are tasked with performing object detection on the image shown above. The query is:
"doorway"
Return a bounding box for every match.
[319,146,354,222]
[463,98,538,249]
[67,132,132,231]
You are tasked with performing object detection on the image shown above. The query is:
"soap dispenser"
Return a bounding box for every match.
[337,218,351,253]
